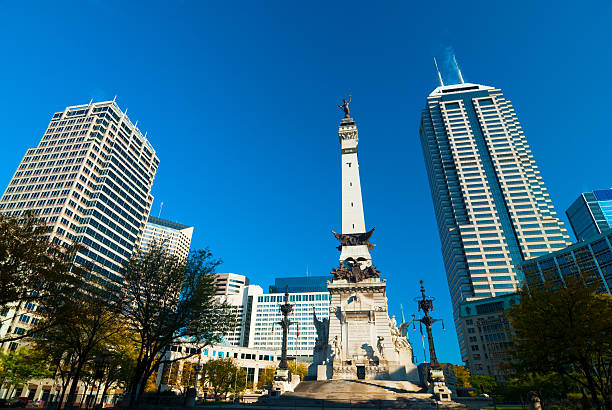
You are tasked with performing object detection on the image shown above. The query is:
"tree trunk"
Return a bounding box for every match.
[64,357,87,410]
[582,364,601,408]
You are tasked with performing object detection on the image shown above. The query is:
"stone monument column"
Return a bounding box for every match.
[309,98,418,382]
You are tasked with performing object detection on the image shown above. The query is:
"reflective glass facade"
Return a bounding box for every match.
[520,230,612,294]
[566,189,612,242]
[269,275,329,293]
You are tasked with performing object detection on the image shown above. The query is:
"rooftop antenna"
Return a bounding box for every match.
[453,55,465,84]
[434,58,444,86]
[88,99,93,105]
[134,120,139,128]
[306,265,310,278]
[112,95,117,102]
[158,201,164,218]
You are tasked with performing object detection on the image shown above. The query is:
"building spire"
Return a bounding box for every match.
[452,55,464,84]
[434,58,444,86]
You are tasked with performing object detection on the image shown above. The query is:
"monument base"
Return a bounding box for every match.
[428,368,453,402]
[270,369,300,397]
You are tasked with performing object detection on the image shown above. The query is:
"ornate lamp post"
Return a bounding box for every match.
[414,280,442,369]
[277,286,293,371]
[414,280,452,402]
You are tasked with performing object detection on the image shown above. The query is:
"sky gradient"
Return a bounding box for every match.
[0,1,611,364]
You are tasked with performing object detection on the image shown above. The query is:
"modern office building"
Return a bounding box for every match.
[213,273,249,296]
[269,275,329,293]
[566,189,612,242]
[0,100,159,289]
[218,284,263,347]
[248,289,330,359]
[139,216,193,261]
[419,80,571,373]
[157,343,280,393]
[0,101,158,351]
[213,274,331,358]
[456,293,520,381]
[520,230,612,294]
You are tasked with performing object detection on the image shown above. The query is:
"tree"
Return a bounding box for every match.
[201,358,245,400]
[469,374,498,396]
[256,366,275,390]
[452,365,472,389]
[121,245,235,407]
[0,347,52,399]
[288,361,308,383]
[506,276,612,409]
[0,212,83,343]
[34,286,124,409]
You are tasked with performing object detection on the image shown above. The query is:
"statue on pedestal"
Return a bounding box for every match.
[338,95,351,118]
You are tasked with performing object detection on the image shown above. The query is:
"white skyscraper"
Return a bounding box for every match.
[0,100,159,290]
[0,101,158,351]
[420,78,571,377]
[139,216,193,262]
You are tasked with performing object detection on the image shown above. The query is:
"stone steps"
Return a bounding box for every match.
[255,380,467,409]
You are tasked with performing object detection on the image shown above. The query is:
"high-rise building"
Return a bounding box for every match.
[139,216,193,261]
[213,272,249,296]
[456,293,519,378]
[520,230,612,294]
[419,80,571,375]
[269,275,329,293]
[0,100,159,289]
[248,289,330,359]
[218,284,263,347]
[566,189,612,242]
[0,101,158,351]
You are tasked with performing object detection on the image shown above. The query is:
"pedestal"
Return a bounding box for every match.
[428,368,452,402]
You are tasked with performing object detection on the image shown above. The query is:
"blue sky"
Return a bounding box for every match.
[0,1,610,364]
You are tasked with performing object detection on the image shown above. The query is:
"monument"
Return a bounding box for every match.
[310,97,418,382]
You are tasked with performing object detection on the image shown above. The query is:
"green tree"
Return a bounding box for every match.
[0,347,52,399]
[452,365,472,389]
[256,366,275,390]
[201,358,245,399]
[121,245,235,407]
[469,374,497,396]
[288,361,308,382]
[506,276,612,409]
[0,212,83,343]
[34,286,123,409]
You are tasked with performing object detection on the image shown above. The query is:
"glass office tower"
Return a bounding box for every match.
[419,82,570,367]
[566,189,612,242]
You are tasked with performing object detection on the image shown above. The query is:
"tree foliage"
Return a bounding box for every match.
[0,348,52,398]
[506,276,612,409]
[121,244,235,407]
[256,366,275,390]
[469,374,497,396]
[34,286,124,408]
[452,365,472,389]
[201,358,246,399]
[0,212,83,342]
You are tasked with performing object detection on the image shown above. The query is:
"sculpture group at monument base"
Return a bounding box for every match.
[308,277,420,384]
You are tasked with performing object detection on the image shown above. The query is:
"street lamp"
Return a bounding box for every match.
[91,350,112,409]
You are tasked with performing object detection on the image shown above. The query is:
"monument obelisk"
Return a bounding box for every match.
[310,97,418,382]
